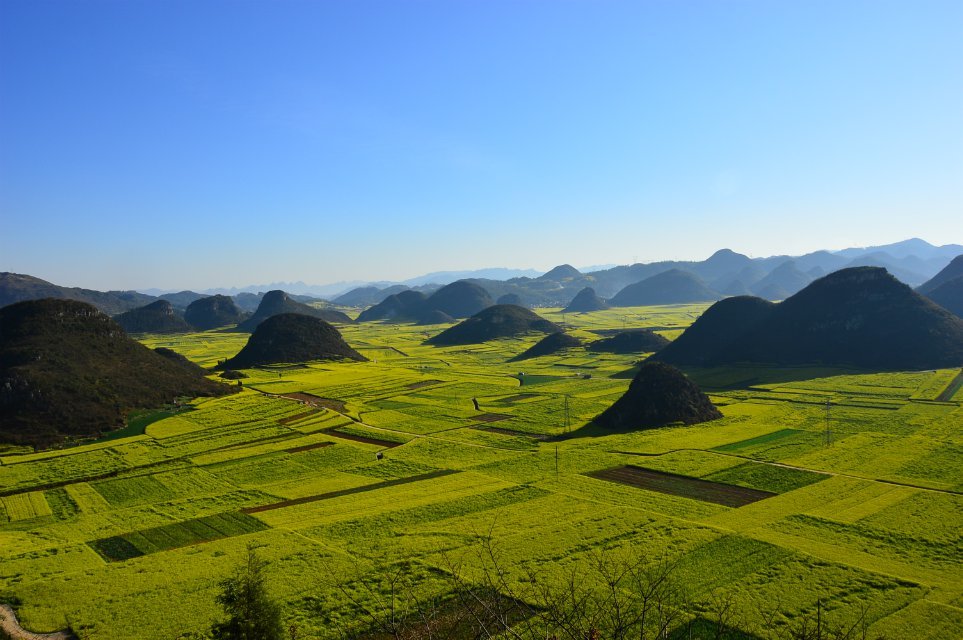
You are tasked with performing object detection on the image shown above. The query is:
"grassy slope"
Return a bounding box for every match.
[0,303,960,639]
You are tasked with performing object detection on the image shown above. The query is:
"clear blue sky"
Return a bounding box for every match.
[2,0,961,290]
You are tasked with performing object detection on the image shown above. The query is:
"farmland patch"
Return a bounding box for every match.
[588,466,776,507]
[87,511,268,561]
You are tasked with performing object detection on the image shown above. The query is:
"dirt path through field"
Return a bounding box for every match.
[0,605,74,640]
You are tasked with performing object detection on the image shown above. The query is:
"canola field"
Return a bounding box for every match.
[0,304,961,639]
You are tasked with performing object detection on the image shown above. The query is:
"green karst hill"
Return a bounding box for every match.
[496,293,523,306]
[113,300,192,334]
[422,280,493,318]
[0,299,232,447]
[918,255,963,318]
[925,277,963,318]
[587,329,669,353]
[537,264,582,281]
[749,260,812,300]
[562,287,609,313]
[426,304,559,346]
[653,296,775,366]
[184,295,248,330]
[510,331,581,361]
[609,269,722,306]
[594,360,722,430]
[153,347,209,375]
[918,254,963,294]
[356,290,428,322]
[357,281,492,323]
[219,313,366,369]
[657,267,963,369]
[0,272,156,315]
[235,290,352,332]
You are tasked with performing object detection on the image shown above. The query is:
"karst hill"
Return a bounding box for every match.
[563,287,609,313]
[219,313,367,369]
[511,332,581,361]
[114,300,192,334]
[426,304,559,346]
[656,267,963,369]
[184,295,248,330]
[235,290,352,332]
[595,361,722,430]
[0,299,231,447]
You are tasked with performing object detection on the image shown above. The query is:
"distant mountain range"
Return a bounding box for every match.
[3,238,961,316]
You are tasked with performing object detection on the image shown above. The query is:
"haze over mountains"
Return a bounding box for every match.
[2,239,962,321]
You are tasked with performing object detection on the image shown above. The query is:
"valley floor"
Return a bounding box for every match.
[0,305,961,639]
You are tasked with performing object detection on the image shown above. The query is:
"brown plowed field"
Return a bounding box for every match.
[588,465,775,507]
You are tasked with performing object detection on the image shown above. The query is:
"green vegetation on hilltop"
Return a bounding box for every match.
[236,291,352,332]
[113,299,192,334]
[0,299,233,447]
[219,313,366,370]
[426,304,558,346]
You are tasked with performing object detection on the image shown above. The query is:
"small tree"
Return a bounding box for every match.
[210,544,286,640]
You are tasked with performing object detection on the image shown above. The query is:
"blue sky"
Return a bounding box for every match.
[1,0,961,290]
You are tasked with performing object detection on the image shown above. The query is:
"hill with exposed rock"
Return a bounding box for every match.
[219,313,366,369]
[0,299,231,447]
[594,361,722,430]
[114,300,192,334]
[426,304,559,346]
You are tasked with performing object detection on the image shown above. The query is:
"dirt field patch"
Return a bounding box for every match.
[277,408,321,425]
[471,425,551,441]
[284,441,334,454]
[471,413,513,423]
[588,465,775,507]
[280,392,346,412]
[325,429,403,449]
[406,379,443,390]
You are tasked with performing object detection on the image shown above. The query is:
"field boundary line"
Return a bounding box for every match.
[242,469,461,513]
[609,448,963,496]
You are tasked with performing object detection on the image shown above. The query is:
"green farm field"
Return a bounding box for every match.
[1,304,961,639]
